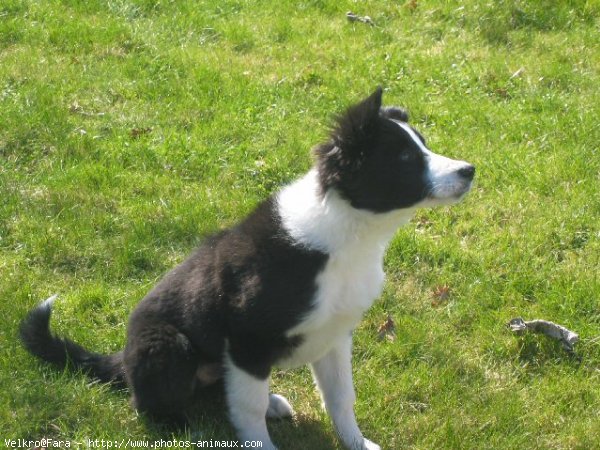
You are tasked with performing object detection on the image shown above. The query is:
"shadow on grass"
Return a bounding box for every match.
[141,381,338,449]
[516,334,583,371]
[16,359,336,448]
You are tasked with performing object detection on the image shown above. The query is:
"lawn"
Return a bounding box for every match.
[2,0,599,448]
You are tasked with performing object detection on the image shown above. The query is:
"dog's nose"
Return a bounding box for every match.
[458,165,475,180]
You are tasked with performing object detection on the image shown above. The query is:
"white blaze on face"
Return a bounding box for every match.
[394,121,474,206]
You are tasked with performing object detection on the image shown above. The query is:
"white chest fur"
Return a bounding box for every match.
[278,245,386,369]
[276,170,415,368]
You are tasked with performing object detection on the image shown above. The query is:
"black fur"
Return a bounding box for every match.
[315,87,429,212]
[20,87,437,425]
[21,198,327,422]
[381,106,409,122]
[19,303,125,386]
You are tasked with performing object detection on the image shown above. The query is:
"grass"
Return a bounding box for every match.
[2,0,600,448]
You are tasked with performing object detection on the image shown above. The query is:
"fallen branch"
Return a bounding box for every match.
[507,317,579,352]
[346,11,374,26]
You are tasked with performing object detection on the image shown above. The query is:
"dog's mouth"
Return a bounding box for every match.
[426,181,472,202]
[423,166,475,205]
[452,180,474,201]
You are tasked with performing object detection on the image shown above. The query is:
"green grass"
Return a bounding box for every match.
[2,0,600,448]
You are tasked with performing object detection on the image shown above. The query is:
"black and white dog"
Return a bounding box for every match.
[21,88,474,450]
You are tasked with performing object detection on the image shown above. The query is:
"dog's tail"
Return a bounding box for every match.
[19,295,126,388]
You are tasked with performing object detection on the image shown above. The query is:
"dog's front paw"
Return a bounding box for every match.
[266,393,294,419]
[345,436,381,450]
[362,438,381,450]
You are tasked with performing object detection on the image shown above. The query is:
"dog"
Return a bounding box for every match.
[20,88,474,450]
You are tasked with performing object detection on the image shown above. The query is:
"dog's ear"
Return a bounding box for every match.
[381,106,409,122]
[314,88,383,191]
[332,87,383,150]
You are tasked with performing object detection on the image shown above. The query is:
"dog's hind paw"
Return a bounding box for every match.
[266,393,294,419]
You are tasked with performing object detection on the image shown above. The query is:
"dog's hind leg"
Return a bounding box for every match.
[124,322,199,425]
[196,362,224,386]
[266,393,294,419]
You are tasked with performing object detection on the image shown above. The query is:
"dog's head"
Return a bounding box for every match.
[314,87,475,213]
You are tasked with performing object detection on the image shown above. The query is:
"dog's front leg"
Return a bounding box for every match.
[311,336,381,450]
[224,353,277,450]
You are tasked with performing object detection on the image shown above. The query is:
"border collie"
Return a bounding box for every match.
[20,88,474,450]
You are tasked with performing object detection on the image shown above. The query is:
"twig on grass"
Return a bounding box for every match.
[346,11,374,26]
[507,317,579,352]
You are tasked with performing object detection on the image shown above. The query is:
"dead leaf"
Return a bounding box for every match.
[377,314,396,341]
[69,101,84,114]
[431,285,451,306]
[130,127,153,139]
[405,0,418,10]
[494,88,510,98]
